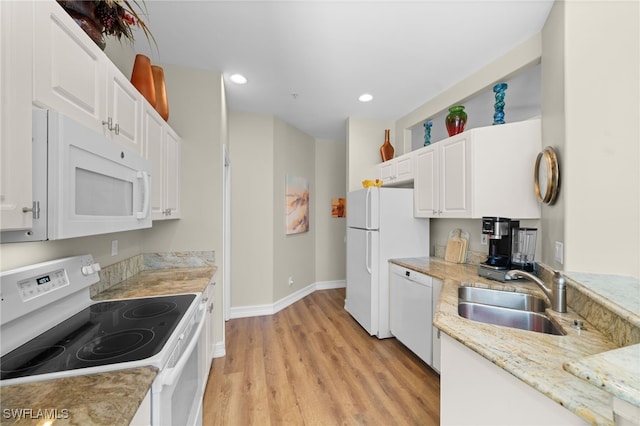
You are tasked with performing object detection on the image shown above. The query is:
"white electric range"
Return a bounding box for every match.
[0,255,206,425]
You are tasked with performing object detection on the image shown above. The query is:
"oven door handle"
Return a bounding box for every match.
[161,305,205,388]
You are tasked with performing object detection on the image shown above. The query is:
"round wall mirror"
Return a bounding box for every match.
[534,146,559,205]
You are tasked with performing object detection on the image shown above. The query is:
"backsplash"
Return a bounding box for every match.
[90,251,215,298]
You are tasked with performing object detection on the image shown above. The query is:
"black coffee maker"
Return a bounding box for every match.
[477,216,520,282]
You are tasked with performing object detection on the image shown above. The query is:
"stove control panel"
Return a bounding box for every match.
[0,255,100,328]
[18,268,69,301]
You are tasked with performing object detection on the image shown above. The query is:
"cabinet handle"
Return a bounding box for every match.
[22,202,40,219]
[102,117,114,131]
[208,303,214,313]
[114,123,120,135]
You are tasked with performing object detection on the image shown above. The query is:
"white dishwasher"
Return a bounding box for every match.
[389,263,433,366]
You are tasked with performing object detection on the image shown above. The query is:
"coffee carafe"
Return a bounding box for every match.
[511,227,538,272]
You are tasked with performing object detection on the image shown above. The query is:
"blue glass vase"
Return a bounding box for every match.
[423,121,432,146]
[493,83,508,125]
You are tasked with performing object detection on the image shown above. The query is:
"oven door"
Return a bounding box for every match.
[152,302,205,426]
[46,108,152,240]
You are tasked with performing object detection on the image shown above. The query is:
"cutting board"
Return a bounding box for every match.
[445,229,469,263]
[445,229,463,262]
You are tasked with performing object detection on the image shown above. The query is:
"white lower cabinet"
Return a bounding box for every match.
[130,390,151,426]
[440,333,588,425]
[414,119,541,219]
[203,279,216,381]
[431,277,443,373]
[143,104,181,220]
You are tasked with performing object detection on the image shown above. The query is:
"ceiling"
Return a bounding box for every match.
[134,1,554,141]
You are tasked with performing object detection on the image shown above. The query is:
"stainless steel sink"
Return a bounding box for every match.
[458,286,547,312]
[457,287,565,336]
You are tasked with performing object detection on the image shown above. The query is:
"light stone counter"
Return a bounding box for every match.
[0,252,217,426]
[0,367,157,426]
[390,257,640,426]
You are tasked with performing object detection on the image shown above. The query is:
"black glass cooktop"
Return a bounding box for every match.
[0,294,196,381]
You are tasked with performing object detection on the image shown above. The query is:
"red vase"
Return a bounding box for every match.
[445,106,467,137]
[130,54,156,107]
[151,66,169,121]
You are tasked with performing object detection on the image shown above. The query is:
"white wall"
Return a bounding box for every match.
[273,119,316,301]
[542,0,639,277]
[228,112,275,307]
[228,112,347,308]
[315,140,347,282]
[346,117,395,192]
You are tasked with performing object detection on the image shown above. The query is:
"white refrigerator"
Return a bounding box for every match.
[346,187,430,338]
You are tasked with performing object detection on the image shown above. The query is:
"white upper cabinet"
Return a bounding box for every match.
[414,135,469,218]
[106,67,144,155]
[378,151,414,186]
[0,1,34,231]
[33,1,144,154]
[414,119,541,219]
[33,0,106,130]
[143,104,181,220]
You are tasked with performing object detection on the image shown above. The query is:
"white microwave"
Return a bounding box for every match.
[1,109,152,243]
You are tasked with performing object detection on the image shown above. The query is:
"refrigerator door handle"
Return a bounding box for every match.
[366,231,372,274]
[365,188,372,229]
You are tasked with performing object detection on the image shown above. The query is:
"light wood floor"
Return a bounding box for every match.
[203,288,440,425]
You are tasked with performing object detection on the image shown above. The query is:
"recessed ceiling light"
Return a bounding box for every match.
[359,93,373,102]
[230,74,247,84]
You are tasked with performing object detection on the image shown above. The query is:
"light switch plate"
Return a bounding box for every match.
[554,241,563,264]
[111,240,118,256]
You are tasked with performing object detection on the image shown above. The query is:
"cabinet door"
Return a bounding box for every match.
[164,127,181,219]
[413,146,438,217]
[107,68,143,155]
[395,155,413,181]
[143,105,166,220]
[440,136,470,217]
[431,278,443,373]
[33,0,106,132]
[0,1,33,231]
[202,282,215,384]
[379,160,395,182]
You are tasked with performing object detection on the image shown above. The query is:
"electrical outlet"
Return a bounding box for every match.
[554,241,563,264]
[480,234,488,245]
[288,276,294,286]
[111,240,118,256]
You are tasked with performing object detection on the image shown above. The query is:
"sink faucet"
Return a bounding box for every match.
[505,270,567,313]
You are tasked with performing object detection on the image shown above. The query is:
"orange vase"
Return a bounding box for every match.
[151,65,169,121]
[380,129,394,162]
[130,54,156,107]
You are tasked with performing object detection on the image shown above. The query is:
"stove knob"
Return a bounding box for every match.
[81,263,101,276]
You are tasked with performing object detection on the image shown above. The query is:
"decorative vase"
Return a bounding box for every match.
[445,106,467,137]
[57,0,106,50]
[492,83,508,125]
[423,121,432,146]
[380,129,394,162]
[151,66,169,121]
[130,54,156,107]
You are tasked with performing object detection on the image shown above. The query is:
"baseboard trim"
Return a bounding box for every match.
[212,341,226,359]
[229,280,346,319]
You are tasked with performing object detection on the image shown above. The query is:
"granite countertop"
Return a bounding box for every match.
[1,262,217,426]
[0,367,157,426]
[390,257,639,426]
